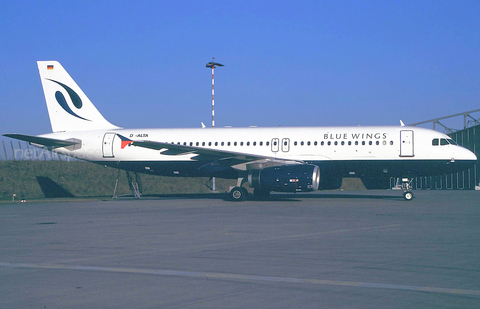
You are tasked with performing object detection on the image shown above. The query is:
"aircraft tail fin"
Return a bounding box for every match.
[37,61,120,132]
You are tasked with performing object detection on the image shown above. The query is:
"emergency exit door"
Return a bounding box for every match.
[271,138,279,153]
[400,130,414,157]
[281,138,290,152]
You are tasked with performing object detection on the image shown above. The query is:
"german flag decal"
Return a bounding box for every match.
[47,65,54,70]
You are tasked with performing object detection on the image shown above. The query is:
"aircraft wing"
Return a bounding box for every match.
[130,139,290,167]
[3,133,79,149]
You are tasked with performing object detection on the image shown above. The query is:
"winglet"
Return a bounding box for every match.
[400,120,405,127]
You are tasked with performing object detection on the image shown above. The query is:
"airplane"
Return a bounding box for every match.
[4,61,477,201]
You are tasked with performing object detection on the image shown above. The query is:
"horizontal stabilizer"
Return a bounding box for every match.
[3,133,79,149]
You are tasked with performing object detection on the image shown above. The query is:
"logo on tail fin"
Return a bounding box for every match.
[47,79,91,121]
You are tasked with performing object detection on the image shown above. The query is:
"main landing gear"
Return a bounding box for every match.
[230,186,248,201]
[401,178,414,201]
[229,177,248,201]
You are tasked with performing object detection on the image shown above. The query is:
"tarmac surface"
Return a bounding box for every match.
[1,190,479,308]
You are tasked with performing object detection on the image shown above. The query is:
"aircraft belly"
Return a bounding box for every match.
[97,160,238,178]
[311,159,473,178]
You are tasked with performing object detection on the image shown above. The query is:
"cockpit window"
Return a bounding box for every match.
[433,138,457,146]
[432,138,457,146]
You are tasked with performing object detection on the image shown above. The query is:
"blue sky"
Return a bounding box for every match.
[1,0,480,135]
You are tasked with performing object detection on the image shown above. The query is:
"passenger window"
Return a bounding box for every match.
[294,141,298,146]
[355,141,359,146]
[307,141,311,146]
[341,141,345,146]
[314,141,318,146]
[328,141,331,146]
[321,141,324,146]
[260,141,263,146]
[266,141,270,146]
[234,142,237,146]
[334,141,338,146]
[247,142,250,146]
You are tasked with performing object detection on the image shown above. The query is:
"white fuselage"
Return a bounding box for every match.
[42,125,476,180]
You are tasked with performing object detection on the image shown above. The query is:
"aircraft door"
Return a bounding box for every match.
[271,138,279,153]
[281,138,290,152]
[400,130,414,157]
[102,133,116,158]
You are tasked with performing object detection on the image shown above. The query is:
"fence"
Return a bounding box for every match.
[0,139,75,161]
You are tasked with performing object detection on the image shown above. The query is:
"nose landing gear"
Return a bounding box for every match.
[401,178,414,201]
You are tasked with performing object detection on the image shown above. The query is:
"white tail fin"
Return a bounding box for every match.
[38,61,120,132]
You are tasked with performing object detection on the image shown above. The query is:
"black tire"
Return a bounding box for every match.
[230,186,247,201]
[404,191,414,201]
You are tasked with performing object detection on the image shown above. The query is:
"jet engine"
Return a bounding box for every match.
[248,164,320,193]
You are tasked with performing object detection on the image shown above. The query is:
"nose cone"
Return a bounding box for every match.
[451,146,477,171]
[460,147,478,161]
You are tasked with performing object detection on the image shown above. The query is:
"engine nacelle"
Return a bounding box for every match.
[248,164,320,193]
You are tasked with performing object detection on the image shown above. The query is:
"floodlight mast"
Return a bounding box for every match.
[206,58,224,128]
[206,58,224,192]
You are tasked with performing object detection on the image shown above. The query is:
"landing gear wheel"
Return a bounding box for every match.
[400,178,414,201]
[230,186,248,201]
[403,191,414,201]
